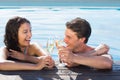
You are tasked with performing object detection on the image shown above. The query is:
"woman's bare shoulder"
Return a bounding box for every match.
[29,42,42,49]
[28,42,44,56]
[0,46,8,52]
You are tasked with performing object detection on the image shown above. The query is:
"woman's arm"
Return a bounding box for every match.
[8,43,49,63]
[3,43,54,69]
[0,47,50,70]
[27,43,55,67]
[0,60,44,70]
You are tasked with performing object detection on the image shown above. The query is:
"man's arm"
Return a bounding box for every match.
[59,46,113,69]
[92,44,109,56]
[72,54,113,69]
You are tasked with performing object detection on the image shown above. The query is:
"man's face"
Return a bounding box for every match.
[64,28,82,51]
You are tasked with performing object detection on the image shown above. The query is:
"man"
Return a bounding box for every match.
[57,17,113,69]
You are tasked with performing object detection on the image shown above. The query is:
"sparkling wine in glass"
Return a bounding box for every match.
[46,37,55,56]
[55,38,67,67]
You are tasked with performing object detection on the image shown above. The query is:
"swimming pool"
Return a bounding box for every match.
[0,6,120,61]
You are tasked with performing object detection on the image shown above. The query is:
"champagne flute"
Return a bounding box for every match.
[55,37,67,67]
[46,37,55,56]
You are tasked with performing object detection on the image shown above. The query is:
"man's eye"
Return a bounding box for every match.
[67,36,71,39]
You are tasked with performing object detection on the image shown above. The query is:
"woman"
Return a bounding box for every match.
[0,16,55,70]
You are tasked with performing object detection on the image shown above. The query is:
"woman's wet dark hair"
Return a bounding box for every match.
[66,17,91,43]
[4,16,30,52]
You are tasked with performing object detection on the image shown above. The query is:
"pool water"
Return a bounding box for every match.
[0,6,120,61]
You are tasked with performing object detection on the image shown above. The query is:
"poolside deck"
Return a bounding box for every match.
[0,61,120,80]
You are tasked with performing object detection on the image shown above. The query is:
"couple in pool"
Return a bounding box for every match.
[0,16,113,70]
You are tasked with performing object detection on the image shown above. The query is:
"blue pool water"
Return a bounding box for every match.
[0,6,120,61]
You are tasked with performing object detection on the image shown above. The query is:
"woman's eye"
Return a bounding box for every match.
[23,31,27,33]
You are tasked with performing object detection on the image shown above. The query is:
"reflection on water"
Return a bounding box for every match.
[0,6,120,61]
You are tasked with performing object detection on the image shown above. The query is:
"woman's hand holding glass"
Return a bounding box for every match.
[43,56,55,69]
[36,56,54,70]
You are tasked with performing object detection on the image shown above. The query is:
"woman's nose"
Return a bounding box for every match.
[28,31,32,38]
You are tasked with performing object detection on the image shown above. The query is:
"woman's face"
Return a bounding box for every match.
[18,22,32,47]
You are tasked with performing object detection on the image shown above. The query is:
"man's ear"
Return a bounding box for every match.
[79,37,86,43]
